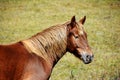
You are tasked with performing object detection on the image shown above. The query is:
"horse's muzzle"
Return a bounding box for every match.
[81,53,94,64]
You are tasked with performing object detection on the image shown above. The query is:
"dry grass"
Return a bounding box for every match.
[0,0,120,80]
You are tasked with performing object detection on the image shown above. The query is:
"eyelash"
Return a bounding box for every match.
[74,35,79,38]
[70,32,79,39]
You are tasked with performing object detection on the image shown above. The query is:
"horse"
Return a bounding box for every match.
[0,16,94,80]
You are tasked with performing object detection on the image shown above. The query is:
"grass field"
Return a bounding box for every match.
[0,0,120,80]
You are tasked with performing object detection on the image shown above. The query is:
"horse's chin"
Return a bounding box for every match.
[82,60,92,64]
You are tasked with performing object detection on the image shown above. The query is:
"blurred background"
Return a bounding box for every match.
[0,0,120,80]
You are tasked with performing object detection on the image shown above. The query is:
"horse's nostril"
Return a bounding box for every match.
[86,55,90,61]
[86,55,89,58]
[86,55,93,61]
[86,55,90,59]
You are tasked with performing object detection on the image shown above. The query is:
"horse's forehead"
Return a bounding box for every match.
[77,23,84,35]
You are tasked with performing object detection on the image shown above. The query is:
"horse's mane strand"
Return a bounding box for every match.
[22,22,69,63]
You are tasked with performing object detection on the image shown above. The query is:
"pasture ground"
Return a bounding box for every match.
[0,0,120,80]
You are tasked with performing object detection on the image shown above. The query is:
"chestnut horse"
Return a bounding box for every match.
[0,16,93,80]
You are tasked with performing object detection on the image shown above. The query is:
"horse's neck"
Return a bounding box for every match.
[22,25,67,67]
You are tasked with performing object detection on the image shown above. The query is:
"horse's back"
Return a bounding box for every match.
[0,42,51,80]
[0,42,30,80]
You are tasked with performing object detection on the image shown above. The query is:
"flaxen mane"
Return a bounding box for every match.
[22,22,69,64]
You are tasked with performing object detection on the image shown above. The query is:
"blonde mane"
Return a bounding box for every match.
[22,22,69,64]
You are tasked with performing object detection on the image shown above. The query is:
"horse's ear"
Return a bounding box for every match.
[79,16,86,25]
[70,16,76,28]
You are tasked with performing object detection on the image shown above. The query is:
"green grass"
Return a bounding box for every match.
[0,0,120,80]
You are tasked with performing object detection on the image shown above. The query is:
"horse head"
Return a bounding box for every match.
[67,16,94,64]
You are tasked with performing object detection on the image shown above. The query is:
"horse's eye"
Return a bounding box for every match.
[75,36,79,38]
